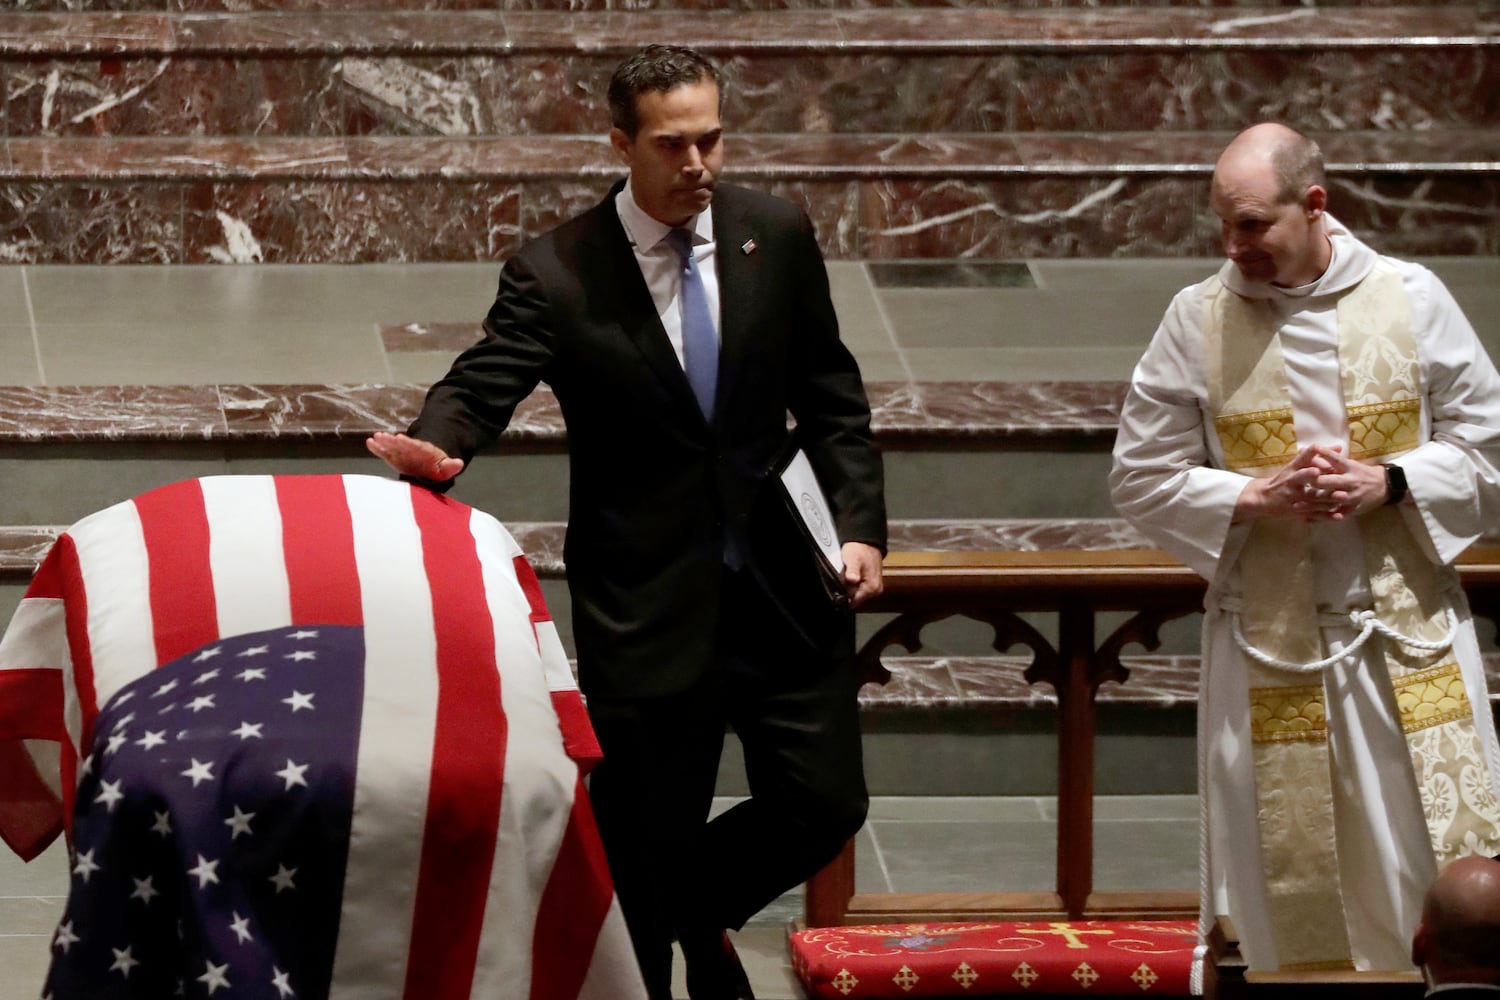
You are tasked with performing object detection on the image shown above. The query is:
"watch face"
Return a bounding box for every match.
[1385,464,1407,504]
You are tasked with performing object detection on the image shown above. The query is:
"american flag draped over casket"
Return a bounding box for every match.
[0,474,646,1000]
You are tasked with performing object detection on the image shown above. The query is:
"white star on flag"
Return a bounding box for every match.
[269,864,298,894]
[187,694,216,713]
[136,730,168,750]
[94,779,125,812]
[276,760,309,790]
[236,667,267,682]
[193,647,222,663]
[271,966,295,998]
[187,854,220,889]
[290,630,319,639]
[72,849,101,883]
[229,912,253,945]
[224,806,255,839]
[237,645,269,657]
[231,721,263,740]
[104,733,128,756]
[130,876,159,904]
[198,960,231,995]
[151,811,172,837]
[181,759,215,786]
[284,650,317,662]
[282,691,314,712]
[109,945,140,978]
[153,679,178,697]
[193,668,220,685]
[53,921,79,954]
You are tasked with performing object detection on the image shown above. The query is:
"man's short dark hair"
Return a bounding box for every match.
[608,44,722,139]
[1270,129,1326,204]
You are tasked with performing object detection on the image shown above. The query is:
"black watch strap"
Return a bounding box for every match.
[1384,463,1408,505]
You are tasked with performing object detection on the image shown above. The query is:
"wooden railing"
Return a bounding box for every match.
[805,546,1500,928]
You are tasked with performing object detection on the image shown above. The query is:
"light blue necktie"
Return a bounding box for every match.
[666,227,718,420]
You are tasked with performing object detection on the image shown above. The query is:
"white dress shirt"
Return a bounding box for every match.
[614,180,722,370]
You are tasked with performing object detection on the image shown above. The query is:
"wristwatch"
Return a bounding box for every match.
[1384,463,1408,505]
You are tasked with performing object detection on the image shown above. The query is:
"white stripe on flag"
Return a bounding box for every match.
[73,501,155,744]
[577,899,649,1000]
[200,476,293,638]
[328,475,442,1000]
[467,507,578,998]
[0,598,68,674]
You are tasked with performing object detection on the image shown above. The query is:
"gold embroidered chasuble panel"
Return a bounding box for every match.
[1202,263,1500,970]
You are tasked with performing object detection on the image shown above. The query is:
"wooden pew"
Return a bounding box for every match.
[806,546,1500,929]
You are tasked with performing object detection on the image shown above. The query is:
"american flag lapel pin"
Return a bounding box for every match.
[740,239,757,255]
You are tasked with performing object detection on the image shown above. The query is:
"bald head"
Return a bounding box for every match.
[1210,123,1331,286]
[1412,855,1500,985]
[1215,123,1326,204]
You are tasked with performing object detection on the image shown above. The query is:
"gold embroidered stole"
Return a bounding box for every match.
[1204,262,1500,969]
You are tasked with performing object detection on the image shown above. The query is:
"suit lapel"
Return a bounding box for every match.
[586,192,708,423]
[711,189,760,427]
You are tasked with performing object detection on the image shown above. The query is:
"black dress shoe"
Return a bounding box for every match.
[679,928,756,1000]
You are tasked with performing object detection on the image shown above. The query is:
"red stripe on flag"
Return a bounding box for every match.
[275,476,363,626]
[53,533,89,833]
[549,692,602,776]
[404,489,507,1000]
[512,554,549,628]
[0,672,64,743]
[529,777,617,1000]
[0,741,65,861]
[135,480,219,667]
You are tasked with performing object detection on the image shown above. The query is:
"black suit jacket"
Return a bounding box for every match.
[410,182,887,700]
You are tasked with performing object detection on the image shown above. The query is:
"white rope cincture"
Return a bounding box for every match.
[1219,597,1457,676]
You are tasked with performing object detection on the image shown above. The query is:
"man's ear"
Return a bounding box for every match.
[1304,184,1328,219]
[1410,919,1427,968]
[609,128,632,166]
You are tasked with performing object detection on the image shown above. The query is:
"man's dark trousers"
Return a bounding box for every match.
[586,567,868,1000]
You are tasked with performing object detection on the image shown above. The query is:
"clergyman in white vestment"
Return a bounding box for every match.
[1110,123,1500,973]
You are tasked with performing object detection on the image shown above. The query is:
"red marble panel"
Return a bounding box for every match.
[4,58,347,137]
[0,385,223,440]
[860,176,1202,259]
[763,179,862,258]
[218,383,426,439]
[1322,175,1500,257]
[8,1,1455,10]
[0,182,182,262]
[0,12,173,55]
[181,180,522,262]
[519,178,617,243]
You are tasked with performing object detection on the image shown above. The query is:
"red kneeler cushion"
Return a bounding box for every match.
[790,921,1200,997]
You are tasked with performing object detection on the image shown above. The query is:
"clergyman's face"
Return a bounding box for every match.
[1210,164,1325,287]
[610,77,723,227]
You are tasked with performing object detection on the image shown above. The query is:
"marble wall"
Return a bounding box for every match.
[0,3,1495,261]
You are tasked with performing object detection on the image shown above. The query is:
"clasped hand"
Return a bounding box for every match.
[1236,444,1389,523]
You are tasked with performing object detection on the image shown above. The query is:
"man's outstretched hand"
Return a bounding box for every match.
[366,432,465,482]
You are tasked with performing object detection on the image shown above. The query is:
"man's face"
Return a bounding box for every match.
[610,77,723,227]
[1210,164,1326,287]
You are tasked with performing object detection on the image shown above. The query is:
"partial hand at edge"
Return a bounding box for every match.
[841,541,884,609]
[365,432,465,483]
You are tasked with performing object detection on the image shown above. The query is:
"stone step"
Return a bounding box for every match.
[0,517,1160,584]
[4,130,1497,262]
[4,7,1494,137]
[0,380,1129,525]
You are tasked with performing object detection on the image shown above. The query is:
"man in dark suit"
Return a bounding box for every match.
[367,45,886,1000]
[1411,856,1500,996]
